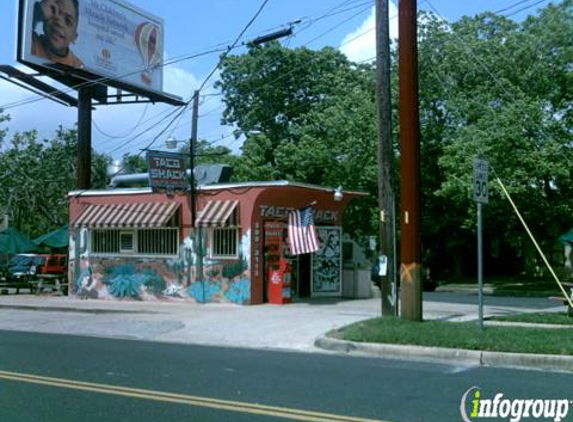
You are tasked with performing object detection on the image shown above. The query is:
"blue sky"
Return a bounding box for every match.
[0,0,553,160]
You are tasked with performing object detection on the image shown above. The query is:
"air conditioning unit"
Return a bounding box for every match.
[194,164,233,186]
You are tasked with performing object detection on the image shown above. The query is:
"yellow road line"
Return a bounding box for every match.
[0,370,395,422]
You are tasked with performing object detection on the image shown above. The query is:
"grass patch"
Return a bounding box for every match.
[490,312,573,325]
[441,276,566,297]
[340,317,573,355]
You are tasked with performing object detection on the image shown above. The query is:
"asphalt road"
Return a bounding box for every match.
[0,330,571,422]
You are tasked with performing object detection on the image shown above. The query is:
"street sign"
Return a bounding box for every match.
[473,159,489,204]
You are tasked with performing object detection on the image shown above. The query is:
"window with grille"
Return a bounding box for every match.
[210,227,238,258]
[91,228,179,256]
[120,231,134,253]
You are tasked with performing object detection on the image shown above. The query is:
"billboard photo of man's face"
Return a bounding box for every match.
[31,0,83,68]
[41,0,78,56]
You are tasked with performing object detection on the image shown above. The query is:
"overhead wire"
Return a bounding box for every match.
[302,2,374,47]
[93,103,150,140]
[494,0,550,15]
[197,0,272,93]
[202,53,376,151]
[100,0,273,168]
[501,0,551,18]
[194,1,386,132]
[4,0,382,161]
[0,46,228,111]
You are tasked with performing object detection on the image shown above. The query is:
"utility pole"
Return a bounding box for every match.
[375,0,396,316]
[190,90,204,290]
[399,0,422,321]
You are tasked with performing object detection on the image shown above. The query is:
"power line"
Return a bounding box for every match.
[93,103,150,140]
[0,46,228,111]
[100,0,274,173]
[502,0,551,18]
[303,2,373,47]
[296,0,374,36]
[495,0,547,15]
[197,0,272,93]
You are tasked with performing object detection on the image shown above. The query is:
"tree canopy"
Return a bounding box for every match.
[0,120,109,237]
[1,1,570,279]
[216,1,573,277]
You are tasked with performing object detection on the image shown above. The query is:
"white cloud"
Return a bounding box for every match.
[339,2,399,63]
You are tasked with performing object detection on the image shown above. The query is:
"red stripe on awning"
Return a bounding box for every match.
[73,202,179,228]
[196,200,239,227]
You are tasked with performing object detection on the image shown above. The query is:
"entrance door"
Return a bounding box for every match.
[311,227,342,297]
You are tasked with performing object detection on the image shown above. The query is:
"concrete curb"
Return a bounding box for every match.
[314,335,573,372]
[0,304,145,314]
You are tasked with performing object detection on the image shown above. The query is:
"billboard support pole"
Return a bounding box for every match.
[77,87,92,190]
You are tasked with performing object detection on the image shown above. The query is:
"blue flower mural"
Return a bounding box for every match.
[188,281,221,303]
[103,264,146,299]
[225,277,250,304]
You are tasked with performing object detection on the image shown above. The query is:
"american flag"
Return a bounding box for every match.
[288,206,320,255]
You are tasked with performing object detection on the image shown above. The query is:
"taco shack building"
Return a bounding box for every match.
[68,181,369,305]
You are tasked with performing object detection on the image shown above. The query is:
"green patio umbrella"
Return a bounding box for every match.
[34,226,69,249]
[558,228,573,245]
[0,227,38,254]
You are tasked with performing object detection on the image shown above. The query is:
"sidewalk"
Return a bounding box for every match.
[0,293,569,372]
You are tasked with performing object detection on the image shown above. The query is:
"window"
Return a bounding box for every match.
[210,227,238,258]
[90,228,179,256]
[138,228,178,255]
[92,230,120,254]
[120,231,135,253]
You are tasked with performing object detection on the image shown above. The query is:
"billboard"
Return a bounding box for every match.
[18,0,164,94]
[147,150,187,194]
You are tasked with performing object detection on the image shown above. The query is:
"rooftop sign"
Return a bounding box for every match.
[147,150,187,194]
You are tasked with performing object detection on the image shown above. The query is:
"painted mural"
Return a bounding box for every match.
[312,226,342,296]
[69,229,252,304]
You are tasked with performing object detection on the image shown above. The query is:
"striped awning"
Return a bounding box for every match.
[73,202,180,228]
[196,200,239,227]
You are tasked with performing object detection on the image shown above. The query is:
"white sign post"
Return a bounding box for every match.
[473,159,489,330]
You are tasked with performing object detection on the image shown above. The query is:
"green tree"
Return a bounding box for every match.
[0,126,109,237]
[417,2,573,277]
[217,43,381,236]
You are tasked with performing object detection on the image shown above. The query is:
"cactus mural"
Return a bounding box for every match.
[70,229,253,304]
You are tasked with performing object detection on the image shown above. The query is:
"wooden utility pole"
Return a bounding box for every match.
[398,0,422,321]
[190,90,204,290]
[375,0,396,316]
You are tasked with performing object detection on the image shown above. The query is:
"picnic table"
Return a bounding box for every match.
[35,274,68,295]
[0,275,37,294]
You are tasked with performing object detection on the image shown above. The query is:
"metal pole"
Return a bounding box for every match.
[375,0,396,317]
[478,202,484,330]
[399,0,422,321]
[77,87,92,189]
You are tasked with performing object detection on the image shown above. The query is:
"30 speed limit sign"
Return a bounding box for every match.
[473,159,489,204]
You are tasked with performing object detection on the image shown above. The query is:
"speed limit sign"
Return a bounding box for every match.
[473,159,489,204]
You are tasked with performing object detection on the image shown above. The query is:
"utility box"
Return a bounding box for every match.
[343,264,371,299]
